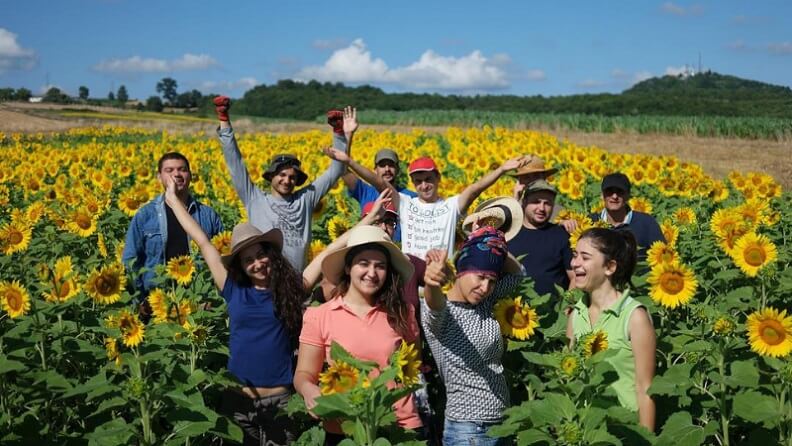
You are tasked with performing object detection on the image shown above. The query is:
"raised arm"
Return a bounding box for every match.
[457,156,527,214]
[214,96,260,207]
[163,177,227,290]
[304,107,358,209]
[323,146,389,192]
[422,249,450,312]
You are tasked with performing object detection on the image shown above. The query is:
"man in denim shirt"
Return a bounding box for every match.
[122,152,223,312]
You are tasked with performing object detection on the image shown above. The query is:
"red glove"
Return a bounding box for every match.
[327,109,344,135]
[213,96,231,121]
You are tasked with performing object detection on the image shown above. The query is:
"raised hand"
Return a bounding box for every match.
[342,106,358,134]
[369,188,393,218]
[327,109,344,135]
[424,248,449,288]
[513,180,527,201]
[163,175,179,207]
[213,96,231,121]
[501,155,528,172]
[322,147,350,163]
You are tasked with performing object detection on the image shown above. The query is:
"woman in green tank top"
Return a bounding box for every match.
[565,228,657,432]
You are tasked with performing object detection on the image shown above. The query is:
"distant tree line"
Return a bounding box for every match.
[230,72,792,120]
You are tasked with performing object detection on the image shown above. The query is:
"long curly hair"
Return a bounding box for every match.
[330,243,413,341]
[227,242,305,340]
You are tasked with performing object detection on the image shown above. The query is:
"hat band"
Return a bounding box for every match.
[492,204,513,232]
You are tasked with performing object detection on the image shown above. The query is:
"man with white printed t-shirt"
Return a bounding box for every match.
[394,155,528,260]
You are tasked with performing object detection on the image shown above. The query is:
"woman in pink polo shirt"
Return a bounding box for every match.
[294,225,423,442]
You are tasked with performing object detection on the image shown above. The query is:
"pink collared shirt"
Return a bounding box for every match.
[300,296,422,430]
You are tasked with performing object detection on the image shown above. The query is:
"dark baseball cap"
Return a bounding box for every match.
[374,148,399,165]
[601,173,631,193]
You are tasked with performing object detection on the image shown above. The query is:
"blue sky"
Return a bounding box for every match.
[1,0,790,100]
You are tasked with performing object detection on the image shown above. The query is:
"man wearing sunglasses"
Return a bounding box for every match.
[214,96,355,269]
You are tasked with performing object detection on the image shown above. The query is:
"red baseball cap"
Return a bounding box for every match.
[408,156,439,175]
[362,201,398,218]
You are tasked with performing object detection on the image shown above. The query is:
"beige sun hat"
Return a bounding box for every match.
[321,226,414,285]
[221,223,283,269]
[509,154,558,177]
[462,196,524,241]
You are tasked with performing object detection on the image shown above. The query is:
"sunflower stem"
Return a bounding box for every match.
[717,350,730,446]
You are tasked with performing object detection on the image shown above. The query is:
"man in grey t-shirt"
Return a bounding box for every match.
[214,97,355,269]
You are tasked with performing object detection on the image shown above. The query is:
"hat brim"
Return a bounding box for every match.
[221,229,283,270]
[321,239,414,286]
[508,166,558,177]
[462,197,524,242]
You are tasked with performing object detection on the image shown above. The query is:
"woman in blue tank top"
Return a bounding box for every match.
[163,176,305,446]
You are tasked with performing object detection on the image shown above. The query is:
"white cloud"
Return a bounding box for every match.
[665,66,688,76]
[295,38,511,91]
[197,77,259,93]
[660,2,703,17]
[768,42,792,55]
[94,53,218,73]
[312,38,348,51]
[0,28,36,73]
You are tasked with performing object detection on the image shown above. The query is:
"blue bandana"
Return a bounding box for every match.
[454,226,508,277]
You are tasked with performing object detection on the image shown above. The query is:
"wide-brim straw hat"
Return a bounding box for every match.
[509,154,558,177]
[221,223,283,269]
[462,196,524,241]
[321,226,414,285]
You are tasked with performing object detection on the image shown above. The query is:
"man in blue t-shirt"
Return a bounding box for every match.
[508,180,574,296]
[341,148,416,242]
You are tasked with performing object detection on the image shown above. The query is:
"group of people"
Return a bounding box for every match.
[121,97,663,445]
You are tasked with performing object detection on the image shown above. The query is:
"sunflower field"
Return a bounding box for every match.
[0,125,790,445]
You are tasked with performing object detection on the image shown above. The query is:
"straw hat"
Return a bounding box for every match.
[462,196,524,241]
[221,223,283,269]
[509,154,558,177]
[321,226,414,285]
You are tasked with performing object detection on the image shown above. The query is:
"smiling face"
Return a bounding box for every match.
[570,237,616,293]
[523,190,556,228]
[410,170,440,202]
[238,243,273,288]
[454,272,498,305]
[158,158,191,194]
[270,167,299,196]
[602,187,629,213]
[375,160,398,185]
[345,249,389,297]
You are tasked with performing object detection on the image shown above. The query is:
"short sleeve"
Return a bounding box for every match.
[299,306,325,347]
[220,276,236,303]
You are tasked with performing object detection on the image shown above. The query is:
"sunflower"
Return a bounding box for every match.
[307,239,326,263]
[0,220,32,255]
[166,255,195,286]
[673,207,697,226]
[659,220,679,247]
[147,288,170,323]
[25,202,47,225]
[65,207,98,237]
[319,360,361,395]
[582,330,609,358]
[85,263,126,305]
[713,317,735,335]
[327,215,352,241]
[746,307,792,358]
[105,337,122,366]
[0,280,31,318]
[168,300,194,327]
[628,197,653,214]
[183,322,209,345]
[211,231,233,256]
[559,354,579,377]
[648,262,698,309]
[729,231,777,278]
[43,257,80,303]
[97,233,108,258]
[493,296,539,340]
[117,309,145,348]
[646,241,678,268]
[710,208,747,242]
[393,341,422,386]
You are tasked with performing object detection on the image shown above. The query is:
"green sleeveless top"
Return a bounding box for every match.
[571,290,647,411]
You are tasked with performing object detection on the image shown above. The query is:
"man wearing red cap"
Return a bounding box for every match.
[214,97,354,269]
[397,155,526,259]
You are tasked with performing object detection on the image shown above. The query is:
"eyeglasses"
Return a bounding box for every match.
[374,218,398,229]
